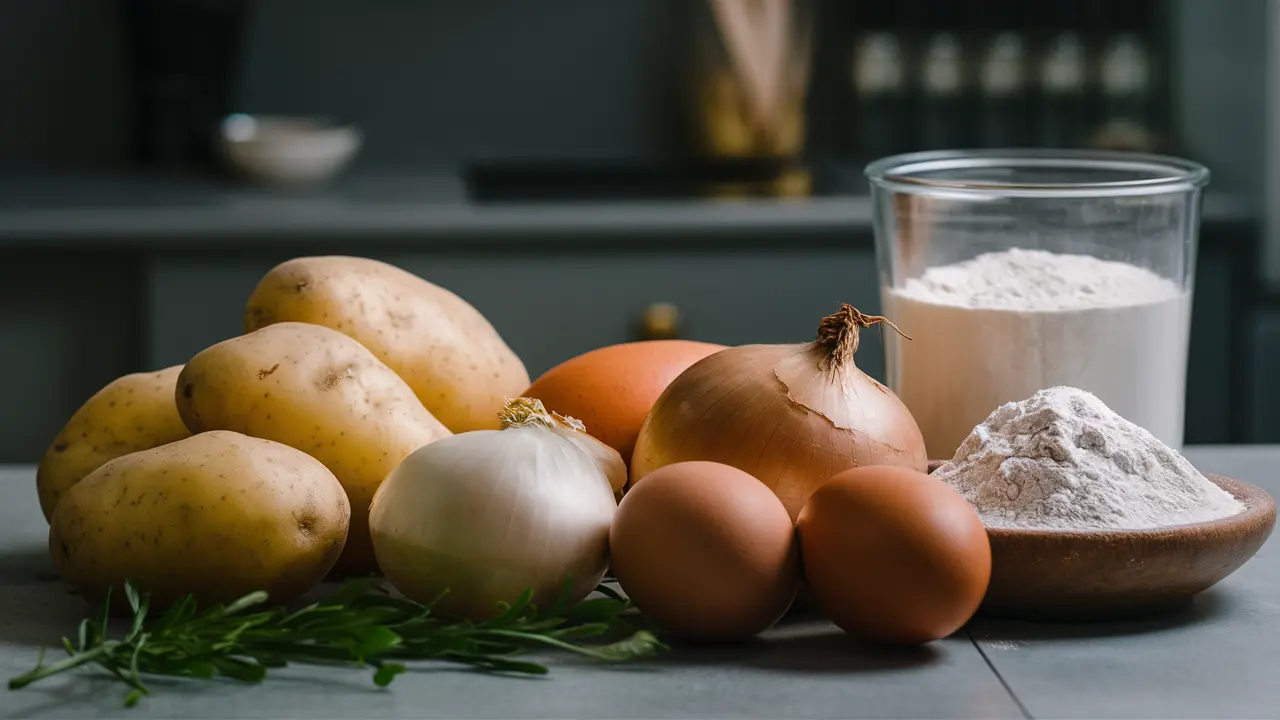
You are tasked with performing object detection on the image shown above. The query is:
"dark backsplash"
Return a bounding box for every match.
[0,0,683,172]
[0,0,131,169]
[0,0,1267,200]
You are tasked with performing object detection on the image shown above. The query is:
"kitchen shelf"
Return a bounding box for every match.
[0,173,869,248]
[0,172,1253,248]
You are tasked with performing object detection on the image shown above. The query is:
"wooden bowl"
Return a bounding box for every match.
[927,462,1276,622]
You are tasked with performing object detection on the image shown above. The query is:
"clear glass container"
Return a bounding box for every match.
[866,149,1210,459]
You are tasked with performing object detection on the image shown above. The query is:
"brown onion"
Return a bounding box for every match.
[630,304,928,520]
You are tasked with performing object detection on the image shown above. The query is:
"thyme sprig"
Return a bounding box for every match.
[8,578,662,707]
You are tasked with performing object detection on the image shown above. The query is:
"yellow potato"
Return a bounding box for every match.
[176,322,450,575]
[37,366,191,522]
[244,256,529,433]
[49,430,350,610]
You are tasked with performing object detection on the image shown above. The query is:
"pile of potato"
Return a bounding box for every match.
[37,256,530,609]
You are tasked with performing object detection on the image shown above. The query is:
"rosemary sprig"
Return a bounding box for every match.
[8,578,664,707]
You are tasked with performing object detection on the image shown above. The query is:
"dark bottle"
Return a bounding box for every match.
[1086,0,1157,152]
[1036,1,1088,148]
[917,0,968,150]
[975,0,1030,147]
[850,1,909,158]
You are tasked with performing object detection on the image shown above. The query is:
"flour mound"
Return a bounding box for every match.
[934,386,1245,530]
[895,248,1183,311]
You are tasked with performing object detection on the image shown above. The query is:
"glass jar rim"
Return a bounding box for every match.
[864,149,1210,199]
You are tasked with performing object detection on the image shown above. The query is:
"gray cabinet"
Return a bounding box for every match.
[0,254,139,463]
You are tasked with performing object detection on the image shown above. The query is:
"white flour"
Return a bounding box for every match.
[882,248,1192,459]
[934,386,1244,530]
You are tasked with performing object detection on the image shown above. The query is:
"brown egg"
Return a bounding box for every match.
[609,461,799,642]
[525,340,726,466]
[797,465,991,645]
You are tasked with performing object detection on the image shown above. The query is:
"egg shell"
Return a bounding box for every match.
[797,465,991,645]
[524,340,726,466]
[609,461,800,642]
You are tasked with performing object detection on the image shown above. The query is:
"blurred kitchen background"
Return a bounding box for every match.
[0,0,1276,461]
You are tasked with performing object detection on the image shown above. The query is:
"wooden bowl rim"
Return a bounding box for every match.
[928,461,1277,541]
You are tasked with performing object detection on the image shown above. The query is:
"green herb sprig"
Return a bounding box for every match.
[8,579,664,707]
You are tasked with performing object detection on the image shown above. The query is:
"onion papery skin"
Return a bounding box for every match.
[369,427,617,620]
[630,340,928,520]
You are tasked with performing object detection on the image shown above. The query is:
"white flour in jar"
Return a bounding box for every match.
[933,386,1243,530]
[882,248,1192,459]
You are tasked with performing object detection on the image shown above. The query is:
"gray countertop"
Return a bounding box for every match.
[1,445,1277,719]
[0,174,1256,247]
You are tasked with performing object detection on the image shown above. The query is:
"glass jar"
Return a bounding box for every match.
[686,0,814,197]
[866,149,1209,458]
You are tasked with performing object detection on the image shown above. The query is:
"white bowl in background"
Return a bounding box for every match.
[217,114,363,186]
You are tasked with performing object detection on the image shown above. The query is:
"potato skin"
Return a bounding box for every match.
[49,430,350,610]
[244,256,529,433]
[176,322,450,575]
[37,366,191,523]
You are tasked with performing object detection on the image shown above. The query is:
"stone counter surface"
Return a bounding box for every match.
[0,446,1276,719]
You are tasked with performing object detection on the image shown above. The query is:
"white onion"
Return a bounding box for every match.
[368,398,619,620]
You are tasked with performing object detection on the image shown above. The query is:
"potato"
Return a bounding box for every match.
[37,366,191,522]
[49,430,350,610]
[244,255,529,433]
[176,321,451,575]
